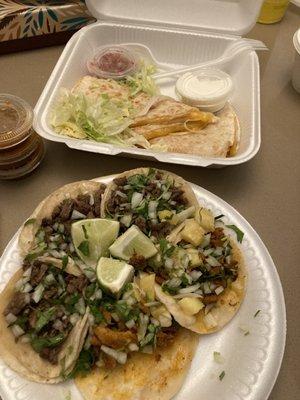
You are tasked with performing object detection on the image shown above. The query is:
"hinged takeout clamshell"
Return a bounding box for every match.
[34,0,263,167]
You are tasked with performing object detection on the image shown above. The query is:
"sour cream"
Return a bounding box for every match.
[176,69,233,112]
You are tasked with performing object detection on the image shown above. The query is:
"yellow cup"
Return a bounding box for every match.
[258,0,289,24]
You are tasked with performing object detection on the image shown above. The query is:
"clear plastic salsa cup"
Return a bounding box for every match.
[87,46,138,79]
[0,94,44,180]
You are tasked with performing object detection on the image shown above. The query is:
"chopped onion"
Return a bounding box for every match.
[120,214,132,228]
[36,230,45,242]
[70,313,80,325]
[213,247,223,257]
[84,334,92,350]
[111,312,120,322]
[22,283,33,293]
[59,250,67,258]
[203,248,214,256]
[162,191,171,200]
[165,258,174,270]
[148,201,158,219]
[49,242,57,250]
[215,286,224,295]
[137,314,149,341]
[71,209,86,220]
[190,270,202,281]
[75,298,86,315]
[206,256,221,267]
[88,313,95,326]
[126,297,136,306]
[49,249,61,259]
[15,278,24,291]
[59,243,68,251]
[89,194,95,206]
[205,304,214,315]
[173,293,203,299]
[131,192,143,209]
[203,312,218,329]
[128,342,139,352]
[101,345,127,364]
[58,274,66,288]
[123,185,131,190]
[159,314,172,327]
[49,234,60,242]
[125,319,135,329]
[53,319,63,331]
[201,234,211,248]
[24,293,30,304]
[150,318,160,326]
[20,335,30,343]
[141,345,153,354]
[69,243,75,253]
[95,358,105,368]
[171,206,195,225]
[178,283,200,294]
[94,289,102,300]
[181,254,190,269]
[53,222,59,231]
[167,277,182,288]
[32,283,44,303]
[116,190,127,198]
[144,301,160,307]
[5,313,17,324]
[11,324,24,337]
[23,267,32,279]
[58,223,65,233]
[203,282,211,294]
[225,255,232,264]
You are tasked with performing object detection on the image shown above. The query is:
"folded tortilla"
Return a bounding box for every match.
[18,181,103,258]
[155,240,247,334]
[149,103,240,157]
[101,167,199,219]
[0,269,89,383]
[75,328,198,400]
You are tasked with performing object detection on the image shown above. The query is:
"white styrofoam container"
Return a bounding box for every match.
[34,0,263,167]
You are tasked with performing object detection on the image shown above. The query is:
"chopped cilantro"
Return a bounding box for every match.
[89,304,103,324]
[159,239,175,257]
[35,307,56,332]
[68,349,94,378]
[254,310,261,318]
[219,371,225,381]
[62,255,68,270]
[225,224,244,243]
[12,315,28,330]
[31,333,65,353]
[181,275,189,286]
[85,283,96,299]
[24,218,36,226]
[78,240,89,256]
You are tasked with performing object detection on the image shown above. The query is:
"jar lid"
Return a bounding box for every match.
[87,46,138,79]
[175,69,233,111]
[0,94,33,149]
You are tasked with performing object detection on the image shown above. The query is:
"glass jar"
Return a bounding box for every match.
[258,0,289,24]
[0,94,44,180]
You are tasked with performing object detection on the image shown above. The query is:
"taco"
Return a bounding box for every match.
[0,266,89,383]
[151,209,247,334]
[149,103,240,157]
[101,167,199,238]
[75,328,198,400]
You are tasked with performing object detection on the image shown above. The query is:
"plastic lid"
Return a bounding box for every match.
[0,94,33,149]
[87,46,137,79]
[176,69,233,112]
[293,28,300,55]
[86,0,264,36]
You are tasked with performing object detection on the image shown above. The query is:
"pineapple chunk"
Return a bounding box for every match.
[178,297,204,315]
[196,208,215,233]
[181,219,205,246]
[139,274,155,301]
[151,305,172,327]
[186,248,203,268]
[158,210,173,221]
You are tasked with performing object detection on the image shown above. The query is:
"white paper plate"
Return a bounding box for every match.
[0,176,286,400]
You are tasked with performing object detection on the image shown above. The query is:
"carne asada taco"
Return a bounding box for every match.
[19,180,106,260]
[0,267,89,383]
[101,167,198,238]
[75,327,198,400]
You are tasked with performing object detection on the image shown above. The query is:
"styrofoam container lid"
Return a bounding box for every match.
[293,28,300,54]
[86,0,264,36]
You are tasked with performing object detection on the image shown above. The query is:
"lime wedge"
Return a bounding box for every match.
[97,257,134,296]
[109,225,157,261]
[71,218,120,266]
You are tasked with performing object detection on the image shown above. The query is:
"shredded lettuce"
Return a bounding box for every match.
[123,63,158,96]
